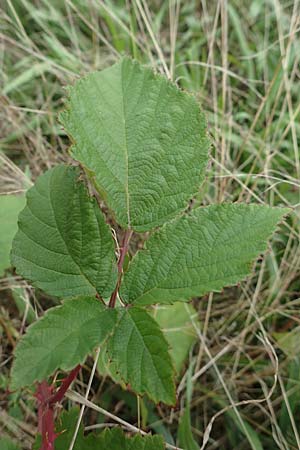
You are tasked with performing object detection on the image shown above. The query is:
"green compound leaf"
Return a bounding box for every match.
[107,307,176,405]
[60,57,209,232]
[11,297,117,389]
[11,165,117,298]
[121,204,288,305]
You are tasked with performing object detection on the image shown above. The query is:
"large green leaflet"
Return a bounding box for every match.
[121,204,288,305]
[11,297,117,389]
[0,194,25,276]
[11,165,117,298]
[107,307,176,405]
[99,303,197,384]
[60,57,209,232]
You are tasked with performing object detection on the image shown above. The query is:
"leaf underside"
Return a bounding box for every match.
[121,204,288,305]
[107,307,176,405]
[60,56,210,232]
[11,297,117,389]
[11,165,117,298]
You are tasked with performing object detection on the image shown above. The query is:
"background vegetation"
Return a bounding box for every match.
[0,0,299,449]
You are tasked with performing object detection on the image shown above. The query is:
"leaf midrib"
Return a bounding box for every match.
[120,62,130,228]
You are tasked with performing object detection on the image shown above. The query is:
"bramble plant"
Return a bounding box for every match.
[10,57,288,449]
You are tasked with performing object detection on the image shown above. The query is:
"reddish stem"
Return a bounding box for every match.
[49,364,81,405]
[35,381,56,450]
[109,228,132,308]
[117,229,132,272]
[35,365,81,450]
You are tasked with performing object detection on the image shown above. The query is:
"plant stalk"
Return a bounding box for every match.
[35,365,81,450]
[49,364,81,406]
[109,228,132,308]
